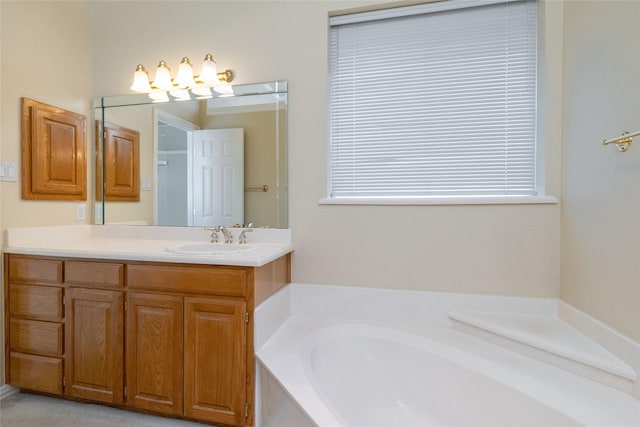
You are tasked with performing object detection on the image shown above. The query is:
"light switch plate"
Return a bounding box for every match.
[0,161,17,182]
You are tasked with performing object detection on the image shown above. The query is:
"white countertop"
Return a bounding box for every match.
[4,225,293,267]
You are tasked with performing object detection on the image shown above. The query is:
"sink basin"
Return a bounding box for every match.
[165,243,258,255]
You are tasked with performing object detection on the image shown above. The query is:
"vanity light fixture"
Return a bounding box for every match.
[130,53,234,94]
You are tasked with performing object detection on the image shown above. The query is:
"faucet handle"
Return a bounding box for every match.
[238,228,254,244]
[203,227,219,243]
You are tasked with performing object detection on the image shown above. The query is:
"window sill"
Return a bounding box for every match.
[318,195,558,206]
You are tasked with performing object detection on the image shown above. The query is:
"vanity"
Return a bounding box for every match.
[3,225,292,426]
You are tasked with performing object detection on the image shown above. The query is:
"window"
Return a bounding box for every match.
[328,0,540,202]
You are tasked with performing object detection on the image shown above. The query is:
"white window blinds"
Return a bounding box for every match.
[329,0,538,198]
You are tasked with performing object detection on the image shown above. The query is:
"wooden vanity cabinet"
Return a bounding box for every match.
[65,287,124,404]
[183,296,247,425]
[5,255,64,395]
[126,292,183,416]
[64,260,125,404]
[4,252,291,427]
[126,262,250,425]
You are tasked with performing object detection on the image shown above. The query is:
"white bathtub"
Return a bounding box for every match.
[256,285,640,427]
[307,324,584,427]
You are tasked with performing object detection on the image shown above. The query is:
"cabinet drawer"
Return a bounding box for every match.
[66,260,124,287]
[9,352,63,395]
[10,318,63,356]
[9,256,63,284]
[127,264,248,297]
[9,284,64,321]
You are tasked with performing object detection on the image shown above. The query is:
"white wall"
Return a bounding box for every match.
[561,0,640,342]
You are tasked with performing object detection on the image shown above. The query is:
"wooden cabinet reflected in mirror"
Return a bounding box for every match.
[96,121,140,202]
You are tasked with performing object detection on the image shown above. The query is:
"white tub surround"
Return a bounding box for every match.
[4,225,293,267]
[255,285,640,427]
[449,310,638,395]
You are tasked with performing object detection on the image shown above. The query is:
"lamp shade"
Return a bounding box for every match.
[152,61,173,90]
[148,91,170,103]
[199,53,218,84]
[130,64,151,92]
[174,57,196,88]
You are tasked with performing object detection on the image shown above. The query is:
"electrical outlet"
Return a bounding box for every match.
[141,178,152,191]
[75,204,86,221]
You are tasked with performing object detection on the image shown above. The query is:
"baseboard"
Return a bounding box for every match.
[0,384,18,400]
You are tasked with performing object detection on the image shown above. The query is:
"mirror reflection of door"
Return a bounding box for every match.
[156,115,244,227]
[192,128,244,227]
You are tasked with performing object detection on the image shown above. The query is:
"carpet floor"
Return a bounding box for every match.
[0,392,209,426]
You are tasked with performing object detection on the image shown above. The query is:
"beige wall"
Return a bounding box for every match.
[0,0,93,384]
[560,0,640,341]
[0,1,93,229]
[90,0,563,297]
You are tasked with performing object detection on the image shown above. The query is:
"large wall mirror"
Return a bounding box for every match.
[94,81,287,228]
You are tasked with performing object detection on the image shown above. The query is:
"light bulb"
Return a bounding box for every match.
[191,86,213,98]
[152,61,173,91]
[148,91,170,103]
[174,57,196,88]
[130,64,151,92]
[213,83,234,96]
[169,89,191,100]
[199,53,218,84]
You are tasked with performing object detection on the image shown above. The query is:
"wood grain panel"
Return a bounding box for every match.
[9,352,63,395]
[127,293,183,415]
[65,287,124,404]
[184,297,246,425]
[65,261,124,287]
[9,256,63,284]
[127,263,247,296]
[254,253,291,307]
[9,318,63,356]
[9,284,63,321]
[101,122,140,201]
[21,97,86,200]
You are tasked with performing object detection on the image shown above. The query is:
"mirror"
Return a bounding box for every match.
[94,81,287,228]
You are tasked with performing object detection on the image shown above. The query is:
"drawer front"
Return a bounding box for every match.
[10,318,63,356]
[9,352,63,395]
[9,284,64,321]
[9,256,63,284]
[127,264,248,297]
[66,260,124,287]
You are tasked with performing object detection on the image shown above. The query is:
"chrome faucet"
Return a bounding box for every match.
[238,228,253,244]
[204,227,219,243]
[216,226,234,244]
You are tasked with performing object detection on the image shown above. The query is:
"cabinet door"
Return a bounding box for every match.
[184,297,247,426]
[127,293,183,415]
[65,287,124,403]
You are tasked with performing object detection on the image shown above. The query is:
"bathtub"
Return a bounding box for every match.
[256,285,640,427]
[307,324,585,427]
